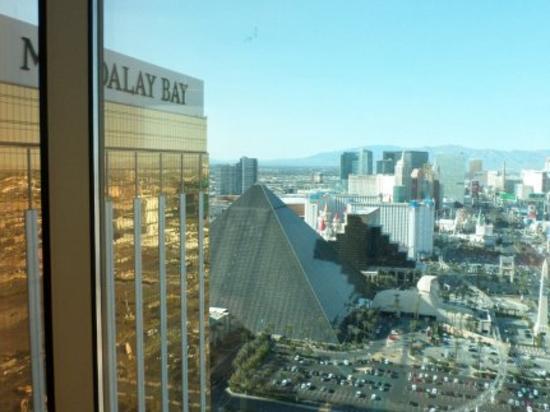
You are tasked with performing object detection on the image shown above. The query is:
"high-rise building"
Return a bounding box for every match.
[236,156,258,194]
[376,159,394,174]
[215,156,258,195]
[347,200,435,259]
[545,157,550,172]
[216,164,237,195]
[394,152,412,201]
[435,153,466,204]
[382,150,429,174]
[358,149,373,175]
[411,166,438,201]
[0,14,210,411]
[486,170,505,191]
[522,170,550,194]
[406,151,430,170]
[468,159,483,179]
[348,174,395,201]
[381,151,400,174]
[329,214,414,269]
[534,259,549,336]
[340,151,359,183]
[412,163,440,204]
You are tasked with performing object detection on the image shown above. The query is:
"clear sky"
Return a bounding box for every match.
[4,1,550,160]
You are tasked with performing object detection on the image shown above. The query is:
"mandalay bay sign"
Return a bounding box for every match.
[0,13,204,117]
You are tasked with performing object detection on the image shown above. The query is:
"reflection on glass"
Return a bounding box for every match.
[101,64,209,411]
[0,13,46,411]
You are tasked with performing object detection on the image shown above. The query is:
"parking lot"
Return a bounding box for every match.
[260,341,506,411]
[250,318,519,412]
[225,294,550,412]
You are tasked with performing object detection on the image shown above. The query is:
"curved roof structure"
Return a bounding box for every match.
[373,275,471,321]
[210,185,364,343]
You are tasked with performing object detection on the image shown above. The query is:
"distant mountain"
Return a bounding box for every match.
[244,145,550,172]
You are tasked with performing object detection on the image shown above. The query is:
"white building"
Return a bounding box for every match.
[373,276,472,323]
[348,174,395,201]
[472,212,495,246]
[408,201,435,259]
[347,200,435,259]
[438,218,456,233]
[486,170,505,191]
[304,200,319,230]
[515,183,534,201]
[522,170,550,194]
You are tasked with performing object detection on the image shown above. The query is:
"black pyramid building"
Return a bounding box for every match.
[210,185,364,343]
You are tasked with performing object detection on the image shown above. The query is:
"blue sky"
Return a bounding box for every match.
[4,1,550,160]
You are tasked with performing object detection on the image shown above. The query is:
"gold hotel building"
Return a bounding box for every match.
[0,14,209,411]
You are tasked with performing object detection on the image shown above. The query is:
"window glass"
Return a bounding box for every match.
[102,2,550,412]
[102,2,209,410]
[0,3,47,411]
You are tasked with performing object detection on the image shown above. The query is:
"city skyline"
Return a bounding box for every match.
[2,3,550,412]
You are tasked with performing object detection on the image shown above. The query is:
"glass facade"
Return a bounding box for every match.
[1,9,210,411]
[103,100,209,411]
[0,8,46,410]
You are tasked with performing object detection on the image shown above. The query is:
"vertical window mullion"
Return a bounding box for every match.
[39,0,102,410]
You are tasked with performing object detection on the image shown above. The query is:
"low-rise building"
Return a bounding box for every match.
[372,276,472,325]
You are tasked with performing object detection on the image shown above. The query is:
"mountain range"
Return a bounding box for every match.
[214,145,550,173]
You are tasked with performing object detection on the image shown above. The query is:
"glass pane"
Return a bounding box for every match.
[102,2,209,410]
[102,2,550,412]
[0,4,47,411]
